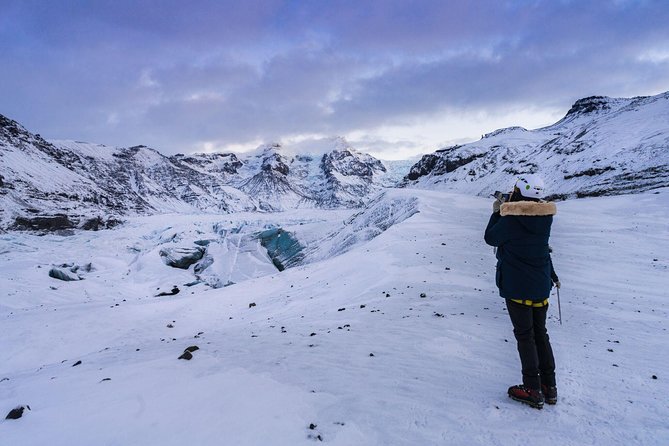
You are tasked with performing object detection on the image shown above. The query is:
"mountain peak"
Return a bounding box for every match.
[483,126,527,139]
[404,90,669,199]
[261,142,283,153]
[1,114,34,143]
[329,136,352,151]
[564,95,627,117]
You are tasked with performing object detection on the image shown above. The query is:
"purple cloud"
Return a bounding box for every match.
[1,0,668,156]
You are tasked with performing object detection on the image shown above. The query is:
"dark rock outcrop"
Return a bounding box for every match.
[178,351,192,360]
[156,286,180,296]
[13,214,75,231]
[81,216,122,231]
[405,146,485,182]
[159,247,206,269]
[565,96,613,116]
[49,267,82,282]
[5,405,30,420]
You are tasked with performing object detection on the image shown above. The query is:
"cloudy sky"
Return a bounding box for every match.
[2,0,669,159]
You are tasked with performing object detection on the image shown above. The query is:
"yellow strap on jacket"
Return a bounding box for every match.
[510,298,549,308]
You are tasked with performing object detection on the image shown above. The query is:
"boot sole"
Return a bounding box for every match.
[509,394,544,409]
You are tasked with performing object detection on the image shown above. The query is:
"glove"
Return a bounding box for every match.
[553,280,561,289]
[492,199,503,213]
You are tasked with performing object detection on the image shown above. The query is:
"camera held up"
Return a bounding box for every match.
[492,191,511,202]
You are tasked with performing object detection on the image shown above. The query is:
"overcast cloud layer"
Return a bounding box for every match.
[2,0,669,158]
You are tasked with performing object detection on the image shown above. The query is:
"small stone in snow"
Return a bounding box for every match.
[156,286,180,297]
[167,324,174,328]
[249,302,256,308]
[72,360,82,367]
[178,351,193,360]
[360,304,366,309]
[310,333,317,336]
[309,423,317,430]
[184,345,200,353]
[338,307,345,311]
[420,293,427,298]
[5,406,30,420]
[369,353,375,357]
[652,375,658,379]
[100,378,111,382]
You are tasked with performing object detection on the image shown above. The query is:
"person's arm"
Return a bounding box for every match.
[550,256,560,288]
[484,212,512,247]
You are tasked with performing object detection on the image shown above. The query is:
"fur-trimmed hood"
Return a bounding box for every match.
[500,201,557,217]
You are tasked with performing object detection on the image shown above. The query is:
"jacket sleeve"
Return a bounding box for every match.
[484,212,512,247]
[550,256,559,283]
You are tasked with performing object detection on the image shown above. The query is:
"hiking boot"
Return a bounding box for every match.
[508,385,544,409]
[542,385,558,405]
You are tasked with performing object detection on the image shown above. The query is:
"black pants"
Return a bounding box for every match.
[506,299,556,390]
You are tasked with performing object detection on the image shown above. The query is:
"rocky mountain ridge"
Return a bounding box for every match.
[0,116,391,231]
[404,91,669,199]
[3,90,668,231]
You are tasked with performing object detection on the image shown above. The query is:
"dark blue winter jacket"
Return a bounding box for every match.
[484,200,558,301]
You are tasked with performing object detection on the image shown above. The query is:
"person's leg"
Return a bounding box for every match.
[505,299,541,390]
[533,304,556,388]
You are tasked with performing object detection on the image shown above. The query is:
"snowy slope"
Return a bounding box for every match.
[404,92,669,199]
[1,187,667,445]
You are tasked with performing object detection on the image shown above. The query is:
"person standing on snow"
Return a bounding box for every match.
[484,174,560,409]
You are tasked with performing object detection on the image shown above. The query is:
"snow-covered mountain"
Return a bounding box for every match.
[0,115,392,230]
[4,90,668,232]
[404,91,669,199]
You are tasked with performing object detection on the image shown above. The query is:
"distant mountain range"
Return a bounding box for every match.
[2,91,668,231]
[0,118,393,230]
[403,91,669,199]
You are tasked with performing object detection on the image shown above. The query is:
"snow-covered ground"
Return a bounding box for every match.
[1,188,668,445]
